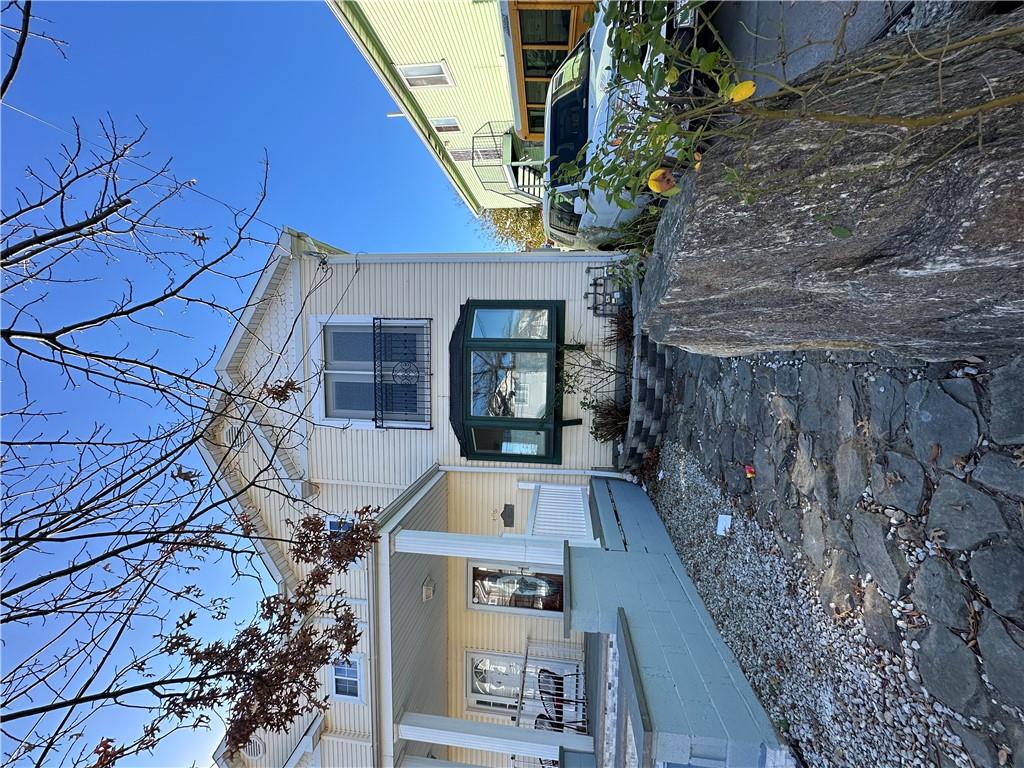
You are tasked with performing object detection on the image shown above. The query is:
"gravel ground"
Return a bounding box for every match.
[650,440,975,768]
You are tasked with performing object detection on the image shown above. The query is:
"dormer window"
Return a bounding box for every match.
[449,301,564,463]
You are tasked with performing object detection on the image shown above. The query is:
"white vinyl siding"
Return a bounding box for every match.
[302,256,615,488]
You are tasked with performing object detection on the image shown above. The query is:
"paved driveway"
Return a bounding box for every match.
[712,0,911,95]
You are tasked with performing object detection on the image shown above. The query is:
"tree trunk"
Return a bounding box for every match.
[639,9,1024,362]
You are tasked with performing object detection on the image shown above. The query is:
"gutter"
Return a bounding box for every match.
[327,0,484,216]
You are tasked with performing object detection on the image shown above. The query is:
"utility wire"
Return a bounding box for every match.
[2,101,281,232]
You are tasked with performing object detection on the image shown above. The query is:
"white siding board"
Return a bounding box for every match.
[303,257,616,491]
[355,0,518,210]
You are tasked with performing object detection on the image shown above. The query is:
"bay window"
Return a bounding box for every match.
[450,300,564,463]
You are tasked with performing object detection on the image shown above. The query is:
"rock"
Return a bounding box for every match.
[826,519,855,554]
[972,451,1024,500]
[770,395,797,426]
[732,429,754,466]
[948,721,998,768]
[778,502,803,546]
[868,373,906,442]
[802,503,826,571]
[776,365,799,397]
[971,541,1024,621]
[752,444,775,498]
[939,378,984,433]
[862,582,900,652]
[736,359,753,391]
[852,513,904,595]
[977,610,1024,710]
[799,399,823,434]
[915,625,983,713]
[798,365,822,432]
[870,451,925,515]
[718,423,736,464]
[837,394,856,441]
[819,548,858,613]
[791,433,816,496]
[636,19,1024,363]
[912,556,970,629]
[906,381,979,471]
[835,440,870,514]
[989,355,1024,445]
[813,465,835,517]
[927,476,1007,550]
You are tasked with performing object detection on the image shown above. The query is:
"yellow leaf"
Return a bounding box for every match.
[647,168,677,194]
[730,80,756,103]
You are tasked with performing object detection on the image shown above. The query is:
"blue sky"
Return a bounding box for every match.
[2,2,498,765]
[2,1,494,255]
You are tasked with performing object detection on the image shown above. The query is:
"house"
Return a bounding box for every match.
[327,1,591,214]
[202,228,793,768]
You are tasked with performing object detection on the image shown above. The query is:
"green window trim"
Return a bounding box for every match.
[457,300,566,464]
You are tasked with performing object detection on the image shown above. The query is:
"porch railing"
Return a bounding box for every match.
[471,121,545,205]
[510,640,589,768]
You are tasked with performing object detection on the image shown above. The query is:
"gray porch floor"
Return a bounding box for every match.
[569,479,791,767]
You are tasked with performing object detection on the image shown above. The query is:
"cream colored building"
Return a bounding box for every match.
[205,230,792,768]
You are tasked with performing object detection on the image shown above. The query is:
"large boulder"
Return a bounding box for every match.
[638,12,1024,361]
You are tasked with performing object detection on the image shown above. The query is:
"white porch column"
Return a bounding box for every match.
[398,712,593,761]
[393,529,563,566]
[401,758,490,768]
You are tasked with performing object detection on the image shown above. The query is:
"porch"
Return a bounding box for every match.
[376,467,792,768]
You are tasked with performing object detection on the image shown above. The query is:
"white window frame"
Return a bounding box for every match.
[398,61,454,89]
[466,560,564,619]
[332,653,365,703]
[464,649,583,718]
[309,315,430,430]
[431,117,461,133]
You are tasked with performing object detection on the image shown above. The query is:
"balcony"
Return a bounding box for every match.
[471,122,545,206]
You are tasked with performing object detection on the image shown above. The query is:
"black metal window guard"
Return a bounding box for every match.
[372,318,431,429]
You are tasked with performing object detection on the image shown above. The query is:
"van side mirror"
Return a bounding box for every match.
[572,197,586,216]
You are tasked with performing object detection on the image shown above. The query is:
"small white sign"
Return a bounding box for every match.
[716,514,732,537]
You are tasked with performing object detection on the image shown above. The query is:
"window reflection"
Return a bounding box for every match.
[471,351,548,418]
[471,427,546,457]
[471,308,549,340]
[471,565,564,613]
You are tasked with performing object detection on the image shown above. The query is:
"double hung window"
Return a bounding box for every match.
[398,62,453,88]
[333,655,364,701]
[322,319,430,428]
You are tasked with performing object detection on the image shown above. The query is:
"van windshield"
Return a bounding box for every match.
[547,37,589,185]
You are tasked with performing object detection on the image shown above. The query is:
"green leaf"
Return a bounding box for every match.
[662,186,682,198]
[830,225,853,239]
[665,66,680,86]
[698,51,720,73]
